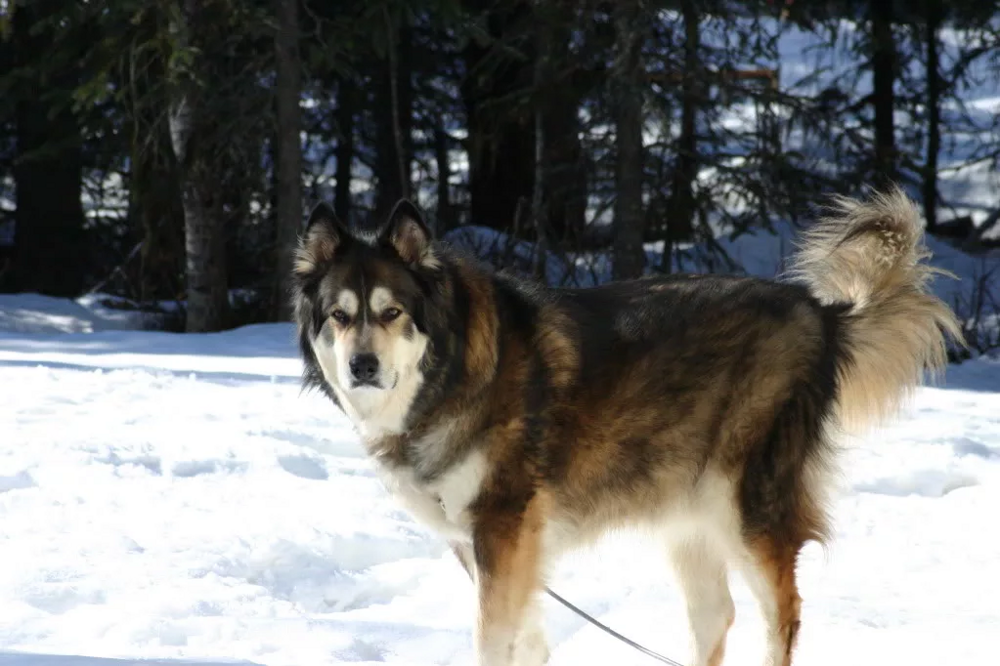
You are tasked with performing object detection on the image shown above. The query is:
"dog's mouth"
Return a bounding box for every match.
[350,378,384,390]
[349,373,398,391]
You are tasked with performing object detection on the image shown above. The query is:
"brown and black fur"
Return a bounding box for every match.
[291,191,962,666]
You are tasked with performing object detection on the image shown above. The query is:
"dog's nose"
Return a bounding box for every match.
[349,353,380,382]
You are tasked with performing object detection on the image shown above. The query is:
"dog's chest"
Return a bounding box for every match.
[374,449,487,543]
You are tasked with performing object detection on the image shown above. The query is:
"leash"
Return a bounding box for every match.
[545,587,685,666]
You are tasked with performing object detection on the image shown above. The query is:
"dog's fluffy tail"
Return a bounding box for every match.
[788,186,964,434]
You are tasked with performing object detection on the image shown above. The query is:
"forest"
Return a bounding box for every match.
[1,0,999,337]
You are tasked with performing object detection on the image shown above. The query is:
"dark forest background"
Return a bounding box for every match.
[1,0,999,338]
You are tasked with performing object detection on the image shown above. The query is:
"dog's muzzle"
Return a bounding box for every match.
[349,353,383,388]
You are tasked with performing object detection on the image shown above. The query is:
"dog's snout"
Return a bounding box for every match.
[349,353,380,383]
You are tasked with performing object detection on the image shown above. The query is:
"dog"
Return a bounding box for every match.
[290,189,961,666]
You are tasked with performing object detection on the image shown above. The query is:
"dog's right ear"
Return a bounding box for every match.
[294,202,350,276]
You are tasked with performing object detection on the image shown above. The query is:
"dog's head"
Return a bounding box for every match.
[291,199,448,433]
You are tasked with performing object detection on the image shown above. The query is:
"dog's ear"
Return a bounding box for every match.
[294,202,351,276]
[380,199,437,268]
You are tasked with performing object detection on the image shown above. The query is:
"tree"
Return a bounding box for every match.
[334,80,356,223]
[462,0,536,232]
[123,6,185,303]
[921,0,943,232]
[433,118,456,234]
[274,0,303,320]
[538,0,586,247]
[167,0,231,332]
[667,0,701,265]
[870,0,897,185]
[530,0,553,279]
[373,9,414,217]
[11,0,88,296]
[612,0,647,280]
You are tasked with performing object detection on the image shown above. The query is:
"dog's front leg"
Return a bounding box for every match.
[471,495,546,666]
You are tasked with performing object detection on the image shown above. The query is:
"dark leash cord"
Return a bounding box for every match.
[544,587,686,666]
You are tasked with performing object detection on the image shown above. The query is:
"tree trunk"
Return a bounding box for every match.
[434,122,455,235]
[531,4,551,282]
[168,0,229,333]
[923,0,942,232]
[334,79,356,223]
[461,0,536,233]
[12,0,87,296]
[665,0,700,270]
[612,0,646,281]
[273,0,303,320]
[374,17,413,217]
[871,0,896,185]
[129,10,184,303]
[541,1,586,246]
[132,123,184,304]
[542,92,586,245]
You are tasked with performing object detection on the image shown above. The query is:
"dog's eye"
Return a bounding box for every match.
[331,309,350,325]
[382,307,401,322]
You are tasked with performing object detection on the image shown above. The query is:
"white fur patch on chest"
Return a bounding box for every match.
[376,449,488,543]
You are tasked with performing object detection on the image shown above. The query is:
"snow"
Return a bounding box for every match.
[1,286,1000,666]
[0,656,254,666]
[0,294,150,335]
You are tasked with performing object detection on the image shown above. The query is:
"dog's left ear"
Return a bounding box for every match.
[380,199,436,267]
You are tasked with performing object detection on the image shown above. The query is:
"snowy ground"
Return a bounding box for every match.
[1,294,999,666]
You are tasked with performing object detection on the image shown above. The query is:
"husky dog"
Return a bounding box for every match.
[290,190,961,666]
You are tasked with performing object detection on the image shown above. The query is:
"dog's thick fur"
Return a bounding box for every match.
[291,190,961,666]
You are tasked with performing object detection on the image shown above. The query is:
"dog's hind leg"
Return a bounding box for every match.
[739,536,803,666]
[668,535,735,666]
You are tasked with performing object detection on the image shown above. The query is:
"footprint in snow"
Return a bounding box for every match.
[278,454,329,480]
[21,582,106,614]
[952,438,1000,460]
[337,637,387,662]
[854,468,979,498]
[97,452,163,476]
[0,470,36,493]
[260,428,364,457]
[171,459,248,478]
